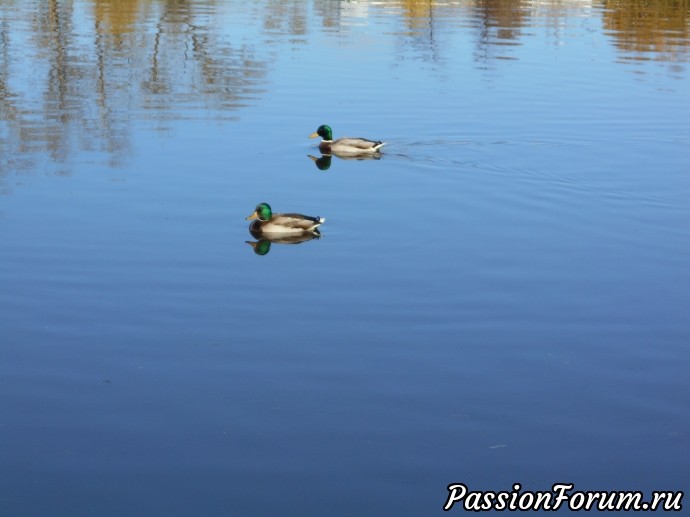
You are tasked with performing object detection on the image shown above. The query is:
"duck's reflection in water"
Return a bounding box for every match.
[307,152,381,171]
[246,229,321,256]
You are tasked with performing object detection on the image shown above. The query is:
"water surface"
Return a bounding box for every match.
[1,1,689,515]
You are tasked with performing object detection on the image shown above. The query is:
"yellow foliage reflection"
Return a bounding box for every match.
[92,0,146,36]
[602,0,690,62]
[1,0,689,183]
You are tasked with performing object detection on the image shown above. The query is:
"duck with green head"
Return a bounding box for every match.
[245,202,325,235]
[309,124,385,155]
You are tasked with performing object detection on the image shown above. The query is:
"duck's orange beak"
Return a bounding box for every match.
[245,211,259,220]
[308,132,319,138]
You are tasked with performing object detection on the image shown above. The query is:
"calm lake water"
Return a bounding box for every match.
[1,1,689,515]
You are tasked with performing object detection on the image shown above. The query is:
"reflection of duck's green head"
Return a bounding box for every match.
[309,124,333,141]
[308,154,332,171]
[246,240,271,256]
[246,202,272,221]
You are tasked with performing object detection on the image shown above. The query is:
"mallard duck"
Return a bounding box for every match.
[309,124,385,155]
[245,202,324,235]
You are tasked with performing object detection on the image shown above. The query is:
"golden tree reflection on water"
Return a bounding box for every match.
[602,0,690,66]
[1,0,270,179]
[380,0,689,65]
[1,0,689,184]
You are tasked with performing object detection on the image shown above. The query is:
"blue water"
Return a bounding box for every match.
[1,1,689,515]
